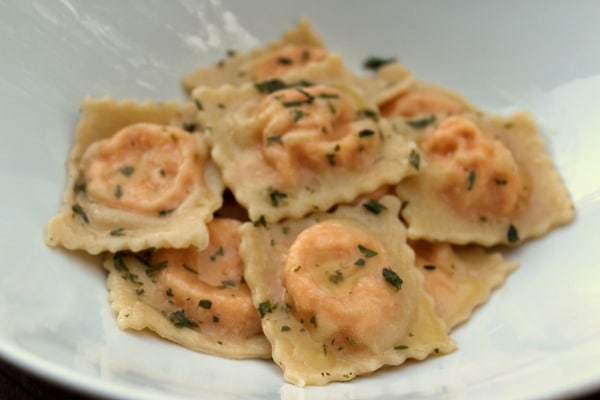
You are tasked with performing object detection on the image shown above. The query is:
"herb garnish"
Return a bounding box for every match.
[329,270,344,284]
[109,227,125,237]
[71,203,89,224]
[507,224,520,243]
[255,79,288,94]
[358,244,378,258]
[363,56,396,71]
[277,56,293,65]
[183,122,196,132]
[406,115,436,129]
[168,310,198,328]
[363,199,387,215]
[394,345,409,350]
[467,170,476,190]
[158,209,175,217]
[354,258,366,266]
[198,299,212,309]
[258,300,273,318]
[356,108,379,122]
[281,325,291,332]
[409,149,420,170]
[358,129,375,138]
[194,99,203,110]
[120,165,135,176]
[382,267,403,290]
[423,264,437,271]
[266,135,283,145]
[268,188,288,207]
[209,246,224,262]
[114,184,123,199]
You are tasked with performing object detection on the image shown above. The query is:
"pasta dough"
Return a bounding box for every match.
[104,218,271,359]
[45,97,224,254]
[194,55,418,223]
[240,195,455,385]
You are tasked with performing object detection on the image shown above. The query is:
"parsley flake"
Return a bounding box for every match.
[507,224,520,243]
[358,244,378,258]
[406,115,436,129]
[198,299,212,309]
[363,56,396,71]
[382,267,403,290]
[168,310,198,328]
[363,199,387,215]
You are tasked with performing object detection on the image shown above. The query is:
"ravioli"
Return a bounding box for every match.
[395,112,575,245]
[194,55,418,223]
[45,97,224,254]
[410,240,518,330]
[182,17,327,92]
[104,218,271,359]
[240,195,455,385]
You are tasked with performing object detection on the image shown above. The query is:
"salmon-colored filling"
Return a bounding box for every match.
[150,219,262,338]
[423,117,525,219]
[81,123,203,215]
[380,86,467,118]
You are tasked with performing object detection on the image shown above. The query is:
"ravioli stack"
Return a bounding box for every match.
[45,19,574,386]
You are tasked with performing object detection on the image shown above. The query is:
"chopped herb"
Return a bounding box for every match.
[329,269,344,284]
[209,246,225,262]
[281,325,291,332]
[310,315,318,328]
[293,265,302,272]
[71,203,89,224]
[120,165,135,176]
[495,178,508,185]
[363,199,387,215]
[363,56,396,71]
[326,153,336,166]
[110,227,125,237]
[318,92,339,99]
[194,99,203,110]
[144,260,168,276]
[394,345,409,350]
[258,300,273,318]
[293,109,305,122]
[479,215,488,222]
[467,170,476,190]
[277,56,292,65]
[159,168,166,177]
[168,310,198,328]
[221,280,236,288]
[113,251,128,272]
[409,149,421,170]
[268,188,288,207]
[114,184,123,199]
[226,49,237,58]
[284,303,292,313]
[158,208,175,217]
[166,288,174,297]
[182,263,197,273]
[282,99,305,108]
[266,135,283,145]
[382,267,403,290]
[354,258,366,266]
[327,101,337,114]
[358,129,375,138]
[198,299,212,309]
[282,226,290,234]
[73,181,86,195]
[358,244,378,258]
[213,315,219,323]
[217,103,225,109]
[356,108,379,122]
[423,264,437,271]
[507,224,520,243]
[255,79,288,94]
[135,288,145,295]
[183,122,196,132]
[406,115,436,129]
[253,215,267,227]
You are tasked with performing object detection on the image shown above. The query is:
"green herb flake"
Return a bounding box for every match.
[166,288,174,297]
[266,135,283,145]
[281,325,291,332]
[182,263,197,273]
[120,165,135,176]
[310,315,318,328]
[268,188,288,207]
[194,99,203,110]
[220,280,236,288]
[213,315,220,323]
[145,260,168,276]
[406,114,436,129]
[73,181,86,195]
[495,178,508,185]
[362,199,387,215]
[467,170,476,190]
[114,184,123,199]
[277,56,292,65]
[158,208,175,217]
[394,345,409,350]
[258,300,273,318]
[382,267,403,290]
[358,244,378,258]
[354,258,366,266]
[293,109,306,122]
[168,310,198,328]
[423,264,437,271]
[328,269,344,284]
[113,252,128,272]
[109,227,125,237]
[135,288,145,295]
[198,299,212,309]
[356,108,379,122]
[253,215,267,227]
[255,79,288,94]
[209,246,225,262]
[326,153,336,166]
[71,203,89,224]
[363,56,396,71]
[183,122,196,132]
[409,149,421,170]
[358,129,375,138]
[507,224,520,243]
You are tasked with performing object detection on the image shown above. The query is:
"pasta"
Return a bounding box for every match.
[45,18,574,386]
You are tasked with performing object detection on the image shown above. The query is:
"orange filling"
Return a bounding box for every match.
[380,86,467,118]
